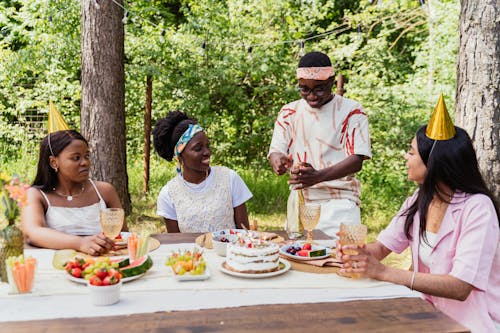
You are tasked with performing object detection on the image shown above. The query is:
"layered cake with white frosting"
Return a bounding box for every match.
[225,238,280,273]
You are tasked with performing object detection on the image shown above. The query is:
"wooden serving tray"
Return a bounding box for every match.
[76,237,161,258]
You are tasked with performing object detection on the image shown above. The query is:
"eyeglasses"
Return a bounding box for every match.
[297,85,330,97]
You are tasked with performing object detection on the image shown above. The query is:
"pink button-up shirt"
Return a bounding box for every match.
[378,191,499,333]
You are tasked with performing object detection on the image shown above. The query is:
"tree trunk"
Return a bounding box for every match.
[143,76,152,194]
[456,0,500,201]
[80,0,131,214]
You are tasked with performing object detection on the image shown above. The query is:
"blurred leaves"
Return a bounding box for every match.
[0,0,459,226]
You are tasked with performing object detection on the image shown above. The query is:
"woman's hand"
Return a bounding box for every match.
[338,243,387,279]
[289,162,323,189]
[78,234,115,256]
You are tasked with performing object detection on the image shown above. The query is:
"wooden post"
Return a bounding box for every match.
[143,75,152,193]
[336,74,344,96]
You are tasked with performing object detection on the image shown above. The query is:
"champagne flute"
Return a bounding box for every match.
[298,203,321,242]
[100,208,124,240]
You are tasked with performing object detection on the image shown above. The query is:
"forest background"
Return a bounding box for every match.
[0,0,460,245]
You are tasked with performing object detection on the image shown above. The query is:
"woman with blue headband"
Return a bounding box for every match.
[153,111,252,232]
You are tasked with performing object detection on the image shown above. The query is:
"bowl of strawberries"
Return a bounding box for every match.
[86,260,122,306]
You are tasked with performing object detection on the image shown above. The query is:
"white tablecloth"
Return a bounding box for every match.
[0,244,421,322]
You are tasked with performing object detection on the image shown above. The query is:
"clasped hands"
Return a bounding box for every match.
[269,152,322,189]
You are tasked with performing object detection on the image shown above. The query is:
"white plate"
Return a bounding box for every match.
[220,259,291,279]
[280,244,331,261]
[114,240,127,247]
[172,268,211,281]
[65,272,145,284]
[314,239,337,249]
[211,229,247,240]
[114,232,132,246]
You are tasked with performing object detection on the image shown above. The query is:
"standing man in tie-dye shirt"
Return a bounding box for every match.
[268,51,372,238]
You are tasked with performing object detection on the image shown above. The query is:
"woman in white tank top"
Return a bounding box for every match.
[21,130,126,256]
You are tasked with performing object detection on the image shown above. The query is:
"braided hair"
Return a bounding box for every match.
[153,111,198,161]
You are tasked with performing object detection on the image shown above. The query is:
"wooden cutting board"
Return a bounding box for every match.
[287,259,341,274]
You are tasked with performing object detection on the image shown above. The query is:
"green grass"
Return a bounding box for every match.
[1,149,402,239]
[1,149,410,269]
[125,159,400,240]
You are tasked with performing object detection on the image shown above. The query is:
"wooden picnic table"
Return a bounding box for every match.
[5,231,469,333]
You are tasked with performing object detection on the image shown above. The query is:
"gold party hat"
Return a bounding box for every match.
[425,94,456,140]
[48,101,69,133]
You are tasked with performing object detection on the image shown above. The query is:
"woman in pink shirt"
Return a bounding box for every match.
[339,125,499,332]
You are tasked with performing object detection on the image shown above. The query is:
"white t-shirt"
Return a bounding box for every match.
[157,166,253,221]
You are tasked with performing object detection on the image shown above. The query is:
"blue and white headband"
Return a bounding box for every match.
[174,124,204,172]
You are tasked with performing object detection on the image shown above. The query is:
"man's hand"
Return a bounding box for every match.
[269,152,293,175]
[289,162,323,189]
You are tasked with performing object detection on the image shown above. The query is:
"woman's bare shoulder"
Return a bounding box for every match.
[26,186,48,210]
[91,180,120,205]
[92,180,117,194]
[27,186,44,200]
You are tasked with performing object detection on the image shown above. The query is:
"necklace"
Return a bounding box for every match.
[53,182,86,201]
[181,169,209,191]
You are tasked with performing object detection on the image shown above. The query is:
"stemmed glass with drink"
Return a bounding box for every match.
[338,223,367,279]
[100,208,124,240]
[298,203,321,242]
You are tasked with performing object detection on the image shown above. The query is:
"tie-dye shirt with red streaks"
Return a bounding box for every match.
[269,95,371,205]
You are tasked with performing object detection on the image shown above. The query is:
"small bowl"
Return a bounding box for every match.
[212,237,232,256]
[211,229,247,257]
[88,281,121,306]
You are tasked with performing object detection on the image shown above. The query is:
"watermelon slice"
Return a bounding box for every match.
[110,257,130,268]
[120,255,153,278]
[308,249,327,257]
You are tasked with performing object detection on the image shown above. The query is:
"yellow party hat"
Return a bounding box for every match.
[425,94,456,140]
[47,101,69,133]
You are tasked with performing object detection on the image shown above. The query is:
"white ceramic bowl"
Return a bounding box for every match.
[212,237,232,256]
[211,229,247,257]
[88,281,121,306]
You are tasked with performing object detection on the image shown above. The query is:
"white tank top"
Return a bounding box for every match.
[419,231,438,267]
[39,179,107,236]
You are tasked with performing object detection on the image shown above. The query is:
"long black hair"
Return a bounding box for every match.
[403,125,499,241]
[32,130,88,191]
[152,111,197,161]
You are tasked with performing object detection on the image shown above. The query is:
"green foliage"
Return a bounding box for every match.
[0,0,460,232]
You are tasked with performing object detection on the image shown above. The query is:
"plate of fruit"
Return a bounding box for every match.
[165,248,210,281]
[280,243,331,261]
[64,255,153,284]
